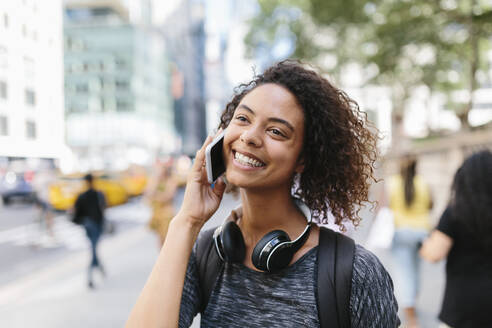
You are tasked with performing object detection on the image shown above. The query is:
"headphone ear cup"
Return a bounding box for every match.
[266,244,294,272]
[221,221,246,263]
[252,230,290,272]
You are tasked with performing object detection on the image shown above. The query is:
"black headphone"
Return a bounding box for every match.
[213,199,312,273]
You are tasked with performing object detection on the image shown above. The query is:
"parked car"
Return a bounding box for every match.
[0,171,35,205]
[118,169,148,197]
[48,173,128,211]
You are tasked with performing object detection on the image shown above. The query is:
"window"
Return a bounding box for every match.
[26,120,36,139]
[102,79,114,90]
[3,14,8,28]
[115,80,129,90]
[0,81,6,99]
[115,58,126,70]
[116,100,131,111]
[100,98,105,111]
[68,99,89,113]
[71,62,83,72]
[0,116,7,136]
[22,24,27,37]
[25,89,36,105]
[75,83,88,93]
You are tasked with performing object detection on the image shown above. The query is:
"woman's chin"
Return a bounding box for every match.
[225,171,257,189]
[225,174,247,188]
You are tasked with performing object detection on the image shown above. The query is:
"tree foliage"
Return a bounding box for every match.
[245,0,492,131]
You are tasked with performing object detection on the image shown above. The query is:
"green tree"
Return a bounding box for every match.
[245,0,492,134]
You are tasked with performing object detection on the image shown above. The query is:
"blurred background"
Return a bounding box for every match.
[0,0,490,327]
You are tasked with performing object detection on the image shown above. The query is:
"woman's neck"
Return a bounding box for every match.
[238,187,308,245]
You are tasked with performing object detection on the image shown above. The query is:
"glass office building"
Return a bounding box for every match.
[64,0,175,171]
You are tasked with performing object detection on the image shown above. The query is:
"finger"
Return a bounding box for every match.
[212,177,226,199]
[200,165,210,184]
[191,135,213,172]
[191,128,224,173]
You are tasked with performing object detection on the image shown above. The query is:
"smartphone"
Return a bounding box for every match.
[205,130,226,184]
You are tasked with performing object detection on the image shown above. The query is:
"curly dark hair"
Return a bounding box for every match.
[450,150,492,252]
[218,60,379,229]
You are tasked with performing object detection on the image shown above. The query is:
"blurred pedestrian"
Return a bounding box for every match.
[32,165,57,240]
[73,173,106,289]
[172,154,192,210]
[127,60,399,327]
[145,158,178,248]
[420,150,492,328]
[387,155,432,328]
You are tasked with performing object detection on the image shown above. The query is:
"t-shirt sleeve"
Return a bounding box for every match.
[178,244,202,328]
[350,245,400,328]
[436,207,455,238]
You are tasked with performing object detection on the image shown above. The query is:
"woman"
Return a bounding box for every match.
[145,159,178,247]
[420,150,492,328]
[388,156,432,328]
[126,60,399,327]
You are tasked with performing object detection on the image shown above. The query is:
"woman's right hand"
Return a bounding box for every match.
[176,132,227,228]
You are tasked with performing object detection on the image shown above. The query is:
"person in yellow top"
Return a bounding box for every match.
[389,155,432,328]
[145,159,178,248]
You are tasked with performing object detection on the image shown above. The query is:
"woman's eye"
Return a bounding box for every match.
[270,129,285,137]
[235,115,248,122]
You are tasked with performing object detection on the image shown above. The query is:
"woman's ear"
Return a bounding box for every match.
[295,157,305,174]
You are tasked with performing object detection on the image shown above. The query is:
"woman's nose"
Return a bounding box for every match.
[240,128,262,147]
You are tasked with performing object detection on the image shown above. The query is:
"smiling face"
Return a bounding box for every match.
[223,83,305,191]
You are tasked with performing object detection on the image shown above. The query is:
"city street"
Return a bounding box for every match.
[0,193,445,327]
[1,0,489,327]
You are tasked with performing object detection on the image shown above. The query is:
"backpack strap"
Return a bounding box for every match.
[195,227,223,314]
[196,224,355,325]
[317,226,355,328]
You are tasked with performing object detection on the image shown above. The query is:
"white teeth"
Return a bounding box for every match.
[234,152,264,167]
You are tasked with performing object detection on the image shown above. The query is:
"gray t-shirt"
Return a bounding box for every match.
[179,243,400,327]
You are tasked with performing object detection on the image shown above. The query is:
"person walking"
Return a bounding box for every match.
[32,165,57,241]
[126,60,399,327]
[420,150,492,328]
[145,159,178,248]
[387,156,432,328]
[73,173,106,289]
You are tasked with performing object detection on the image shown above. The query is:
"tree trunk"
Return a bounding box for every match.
[461,0,480,131]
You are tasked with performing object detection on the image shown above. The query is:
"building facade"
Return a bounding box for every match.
[160,0,207,156]
[0,0,65,167]
[64,0,175,171]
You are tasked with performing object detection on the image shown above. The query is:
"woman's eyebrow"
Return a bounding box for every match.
[238,104,294,132]
[238,104,255,114]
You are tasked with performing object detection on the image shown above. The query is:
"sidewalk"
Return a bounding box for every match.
[0,195,240,328]
[0,224,161,327]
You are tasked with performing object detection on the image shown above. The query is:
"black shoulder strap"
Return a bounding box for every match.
[317,227,355,328]
[196,227,223,314]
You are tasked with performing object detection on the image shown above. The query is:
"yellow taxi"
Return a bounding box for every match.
[118,166,148,197]
[48,172,128,211]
